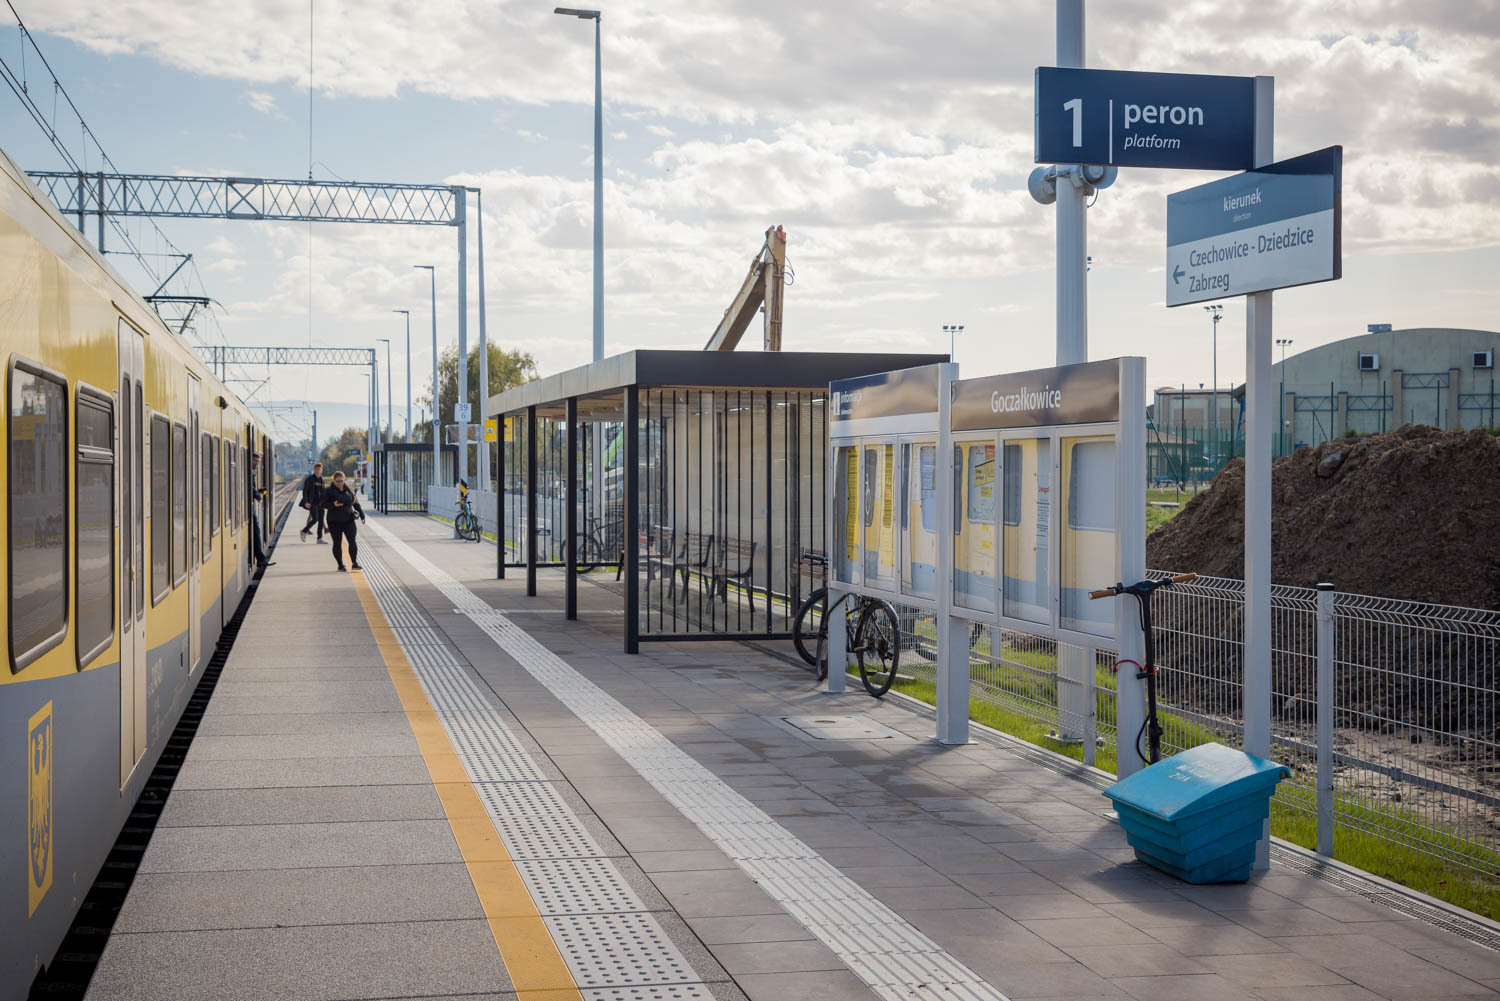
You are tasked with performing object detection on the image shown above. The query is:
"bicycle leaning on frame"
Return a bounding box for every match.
[791,552,902,698]
[453,480,483,542]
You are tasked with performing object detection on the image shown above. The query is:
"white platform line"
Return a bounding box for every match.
[368,520,1015,1001]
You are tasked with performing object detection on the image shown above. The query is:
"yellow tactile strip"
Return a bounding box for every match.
[351,569,585,1001]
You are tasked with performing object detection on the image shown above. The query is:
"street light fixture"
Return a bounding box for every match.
[1204,304,1223,469]
[393,309,411,439]
[555,7,604,363]
[414,265,438,486]
[942,324,965,363]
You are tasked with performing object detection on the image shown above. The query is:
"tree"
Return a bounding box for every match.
[317,426,369,478]
[415,343,537,443]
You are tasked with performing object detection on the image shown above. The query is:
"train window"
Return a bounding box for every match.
[210,436,220,534]
[172,424,187,586]
[1061,436,1115,637]
[200,434,212,561]
[76,390,114,669]
[151,415,171,604]
[8,360,68,671]
[120,377,132,628]
[955,442,996,613]
[135,382,145,616]
[1002,437,1050,626]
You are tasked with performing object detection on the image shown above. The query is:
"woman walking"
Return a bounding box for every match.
[323,470,366,572]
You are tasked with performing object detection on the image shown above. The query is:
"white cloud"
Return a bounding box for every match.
[244,90,278,115]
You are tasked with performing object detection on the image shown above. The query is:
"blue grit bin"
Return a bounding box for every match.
[1102,742,1290,884]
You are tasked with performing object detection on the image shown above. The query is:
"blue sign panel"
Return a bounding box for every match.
[1165,146,1342,306]
[1035,67,1257,170]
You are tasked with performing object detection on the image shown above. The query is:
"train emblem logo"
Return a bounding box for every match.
[28,701,54,915]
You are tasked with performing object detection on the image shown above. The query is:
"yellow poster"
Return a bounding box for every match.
[483,418,499,443]
[28,701,53,916]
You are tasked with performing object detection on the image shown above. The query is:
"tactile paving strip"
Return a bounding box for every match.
[368,520,1018,1001]
[357,554,713,996]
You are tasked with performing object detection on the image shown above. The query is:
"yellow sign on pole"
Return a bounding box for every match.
[483,418,499,443]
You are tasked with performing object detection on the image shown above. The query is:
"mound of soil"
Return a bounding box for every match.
[1148,425,1500,609]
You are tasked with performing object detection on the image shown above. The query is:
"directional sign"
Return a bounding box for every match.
[453,402,472,423]
[1035,67,1257,171]
[1166,147,1342,307]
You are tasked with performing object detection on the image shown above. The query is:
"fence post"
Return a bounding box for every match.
[1316,582,1335,856]
[1083,646,1097,768]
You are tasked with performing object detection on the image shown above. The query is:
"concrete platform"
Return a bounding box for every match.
[84,511,1500,1001]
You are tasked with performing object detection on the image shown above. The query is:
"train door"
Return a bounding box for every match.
[187,378,201,671]
[117,320,147,786]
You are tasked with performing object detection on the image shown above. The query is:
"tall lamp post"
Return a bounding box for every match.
[1204,304,1223,471]
[393,309,411,439]
[943,324,965,363]
[1276,337,1294,454]
[554,6,603,362]
[377,338,393,444]
[414,265,438,486]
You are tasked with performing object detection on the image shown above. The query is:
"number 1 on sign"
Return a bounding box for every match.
[1063,98,1082,147]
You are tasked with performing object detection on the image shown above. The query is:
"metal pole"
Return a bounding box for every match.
[624,385,639,654]
[383,339,393,445]
[592,15,604,363]
[456,189,469,483]
[1056,0,1086,367]
[526,405,538,597]
[1316,582,1335,856]
[497,415,506,580]
[1212,309,1219,469]
[1244,74,1275,871]
[935,362,967,745]
[418,266,438,486]
[97,171,105,252]
[566,396,578,620]
[1054,0,1090,739]
[475,188,490,494]
[1115,360,1148,778]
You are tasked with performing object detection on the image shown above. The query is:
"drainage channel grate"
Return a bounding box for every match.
[28,498,298,999]
[884,689,1500,953]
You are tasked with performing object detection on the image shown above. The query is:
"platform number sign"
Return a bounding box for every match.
[1035,67,1257,171]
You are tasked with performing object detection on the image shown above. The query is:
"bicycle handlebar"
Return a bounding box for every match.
[1088,572,1198,600]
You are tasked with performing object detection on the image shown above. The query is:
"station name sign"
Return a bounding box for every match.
[1035,67,1256,171]
[1165,146,1342,307]
[830,364,941,425]
[952,358,1121,431]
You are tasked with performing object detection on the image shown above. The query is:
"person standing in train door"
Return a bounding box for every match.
[250,452,275,569]
[300,461,328,543]
[322,470,366,572]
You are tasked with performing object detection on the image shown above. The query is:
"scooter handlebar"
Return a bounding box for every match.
[1171,573,1198,585]
[1087,587,1117,600]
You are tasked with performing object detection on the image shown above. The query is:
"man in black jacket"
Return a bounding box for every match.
[300,461,327,543]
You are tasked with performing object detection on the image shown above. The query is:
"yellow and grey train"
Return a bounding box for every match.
[1,146,276,991]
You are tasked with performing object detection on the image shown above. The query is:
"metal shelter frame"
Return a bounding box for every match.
[487,349,948,654]
[26,169,491,489]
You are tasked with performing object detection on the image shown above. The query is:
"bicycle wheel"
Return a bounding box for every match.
[856,600,900,698]
[453,513,468,539]
[792,588,827,669]
[468,515,483,541]
[575,529,602,573]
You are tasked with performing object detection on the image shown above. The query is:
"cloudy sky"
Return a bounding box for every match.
[6,0,1498,440]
